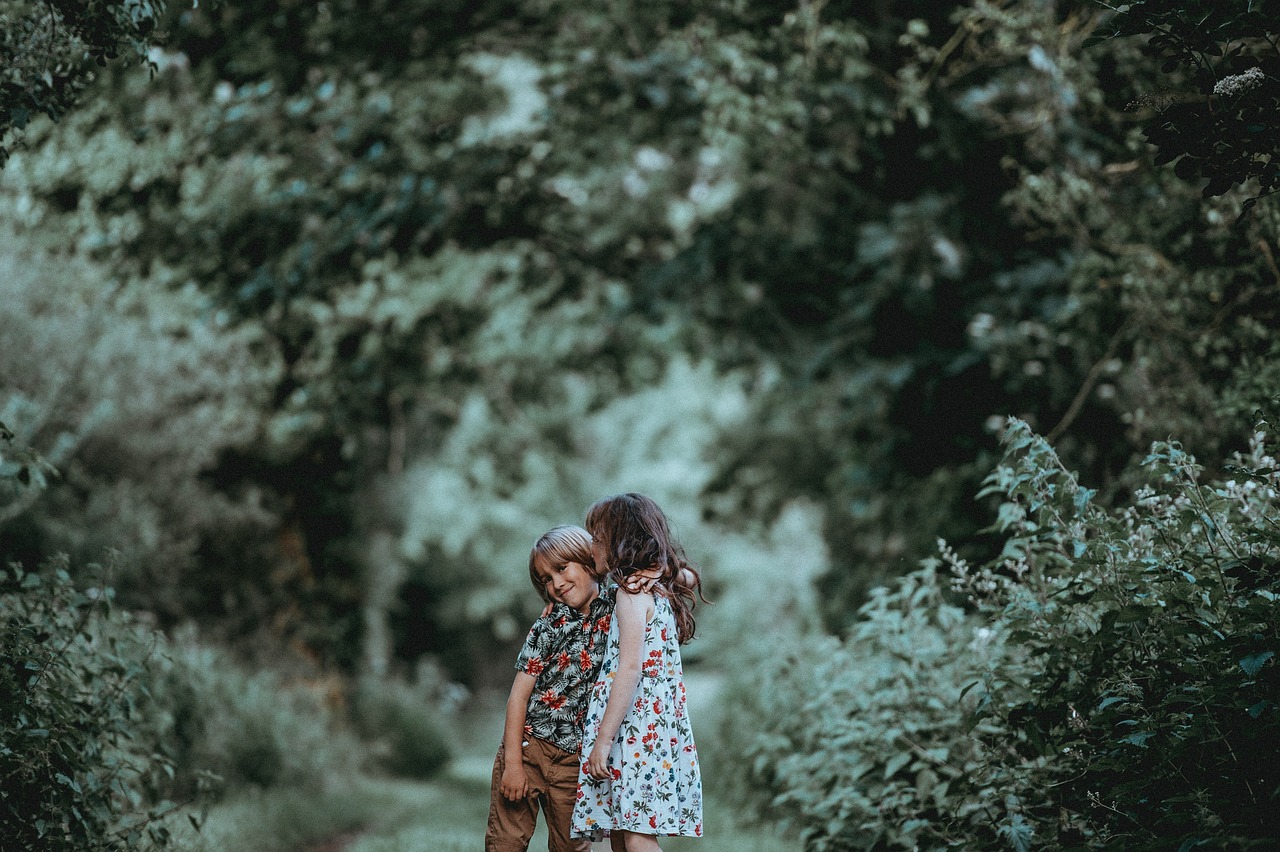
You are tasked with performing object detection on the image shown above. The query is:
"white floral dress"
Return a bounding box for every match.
[571,595,703,840]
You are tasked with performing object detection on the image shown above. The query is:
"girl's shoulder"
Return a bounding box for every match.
[614,586,656,618]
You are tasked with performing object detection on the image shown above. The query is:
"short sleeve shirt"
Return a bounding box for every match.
[513,587,615,753]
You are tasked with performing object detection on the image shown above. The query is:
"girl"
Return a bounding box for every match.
[571,493,704,851]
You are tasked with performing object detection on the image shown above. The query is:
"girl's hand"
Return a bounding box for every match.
[585,742,613,781]
[540,601,554,618]
[500,763,530,800]
[622,566,662,594]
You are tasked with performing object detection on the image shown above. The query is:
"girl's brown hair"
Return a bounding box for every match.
[584,493,704,643]
[528,525,594,603]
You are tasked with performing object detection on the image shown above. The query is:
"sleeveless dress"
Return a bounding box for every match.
[571,594,703,840]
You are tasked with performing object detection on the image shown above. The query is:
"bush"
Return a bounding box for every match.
[146,633,361,796]
[351,673,453,779]
[732,418,1280,850]
[953,419,1280,848]
[718,567,1008,850]
[0,556,182,851]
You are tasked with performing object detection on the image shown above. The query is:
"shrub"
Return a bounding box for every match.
[351,674,453,779]
[951,419,1280,848]
[146,633,361,796]
[0,556,182,851]
[719,568,1011,850]
[732,417,1280,850]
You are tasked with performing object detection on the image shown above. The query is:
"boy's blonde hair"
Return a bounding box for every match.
[528,525,594,603]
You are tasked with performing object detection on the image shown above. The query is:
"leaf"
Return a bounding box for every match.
[1115,605,1151,624]
[883,750,912,779]
[1119,731,1155,747]
[1239,650,1274,676]
[997,813,1035,852]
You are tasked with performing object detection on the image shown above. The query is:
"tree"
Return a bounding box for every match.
[0,0,167,165]
[4,0,1278,656]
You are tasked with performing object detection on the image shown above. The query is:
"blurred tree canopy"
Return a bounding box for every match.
[1,0,1278,670]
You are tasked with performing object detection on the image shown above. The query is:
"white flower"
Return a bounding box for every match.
[1213,67,1265,97]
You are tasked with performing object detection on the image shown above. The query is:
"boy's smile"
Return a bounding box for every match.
[542,560,599,613]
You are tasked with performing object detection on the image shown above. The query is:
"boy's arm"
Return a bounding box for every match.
[500,671,537,801]
[585,590,651,780]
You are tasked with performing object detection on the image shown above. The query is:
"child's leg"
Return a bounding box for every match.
[526,738,591,852]
[614,830,661,852]
[484,744,540,852]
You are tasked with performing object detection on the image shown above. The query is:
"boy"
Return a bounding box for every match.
[485,525,610,852]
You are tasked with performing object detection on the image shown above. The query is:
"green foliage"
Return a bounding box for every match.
[700,0,1280,622]
[731,417,1280,849]
[1086,0,1280,210]
[0,416,58,519]
[145,633,361,794]
[957,418,1280,847]
[6,0,1278,647]
[0,556,182,850]
[0,238,283,630]
[4,0,1279,780]
[351,675,453,779]
[713,574,1000,851]
[0,0,166,164]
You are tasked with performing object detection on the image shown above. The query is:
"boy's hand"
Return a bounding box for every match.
[540,601,555,618]
[500,763,530,800]
[585,742,613,782]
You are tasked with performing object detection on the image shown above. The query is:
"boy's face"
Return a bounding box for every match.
[538,559,600,614]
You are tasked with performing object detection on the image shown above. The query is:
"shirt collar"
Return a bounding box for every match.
[549,589,610,622]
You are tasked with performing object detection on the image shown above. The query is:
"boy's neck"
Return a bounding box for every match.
[572,589,600,615]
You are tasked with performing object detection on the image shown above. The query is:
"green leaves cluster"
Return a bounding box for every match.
[966,419,1280,847]
[1088,0,1280,208]
[0,0,166,164]
[715,573,997,851]
[729,417,1280,849]
[1,557,180,850]
[0,240,282,633]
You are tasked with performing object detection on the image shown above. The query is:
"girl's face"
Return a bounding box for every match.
[536,558,599,614]
[590,533,608,577]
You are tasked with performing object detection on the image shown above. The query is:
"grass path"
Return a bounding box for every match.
[168,669,797,851]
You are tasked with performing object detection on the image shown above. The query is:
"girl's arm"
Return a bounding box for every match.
[500,671,537,800]
[585,590,653,780]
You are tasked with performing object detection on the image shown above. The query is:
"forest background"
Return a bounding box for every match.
[2,0,1278,849]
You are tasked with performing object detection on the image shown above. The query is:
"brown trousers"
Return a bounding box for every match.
[484,736,592,852]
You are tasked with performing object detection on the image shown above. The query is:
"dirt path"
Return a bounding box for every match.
[300,829,363,852]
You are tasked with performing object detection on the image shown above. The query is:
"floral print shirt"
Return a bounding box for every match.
[513,587,615,753]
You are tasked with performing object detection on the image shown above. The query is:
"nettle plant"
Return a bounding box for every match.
[949,417,1280,849]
